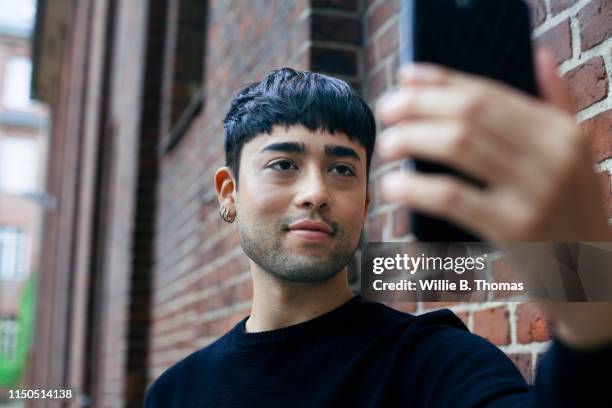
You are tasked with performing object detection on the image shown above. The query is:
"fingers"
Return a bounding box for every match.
[380,171,540,241]
[377,120,519,184]
[396,63,451,86]
[380,171,497,237]
[397,62,503,88]
[378,62,571,154]
[376,81,544,155]
[377,87,476,122]
[534,48,575,114]
[374,62,599,242]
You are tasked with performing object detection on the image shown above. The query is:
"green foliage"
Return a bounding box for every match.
[0,276,36,387]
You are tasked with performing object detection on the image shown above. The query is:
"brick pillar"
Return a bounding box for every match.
[123,0,169,405]
[310,0,363,91]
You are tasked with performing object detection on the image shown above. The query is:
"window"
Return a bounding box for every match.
[159,0,207,153]
[0,227,28,281]
[169,0,206,125]
[0,318,19,362]
[3,57,33,110]
[0,137,38,193]
[0,0,35,31]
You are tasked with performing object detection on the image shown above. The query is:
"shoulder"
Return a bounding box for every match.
[361,301,516,369]
[386,306,501,358]
[356,300,488,355]
[358,299,468,333]
[144,359,184,407]
[398,308,527,392]
[144,330,234,407]
[381,307,529,404]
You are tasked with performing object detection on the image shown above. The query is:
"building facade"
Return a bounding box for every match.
[31,0,612,407]
[0,0,49,395]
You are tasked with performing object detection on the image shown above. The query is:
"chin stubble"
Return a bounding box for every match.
[237,217,359,283]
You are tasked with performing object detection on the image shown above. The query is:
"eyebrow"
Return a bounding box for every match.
[259,142,361,162]
[325,144,361,162]
[260,142,306,154]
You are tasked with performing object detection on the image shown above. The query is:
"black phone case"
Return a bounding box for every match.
[399,0,538,242]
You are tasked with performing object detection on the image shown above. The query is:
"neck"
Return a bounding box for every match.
[245,262,355,333]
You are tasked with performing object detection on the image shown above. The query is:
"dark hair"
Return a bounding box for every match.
[223,68,376,188]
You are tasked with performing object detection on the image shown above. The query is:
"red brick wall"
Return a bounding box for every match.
[364,0,612,383]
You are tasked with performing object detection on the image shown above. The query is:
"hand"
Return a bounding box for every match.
[375,49,611,242]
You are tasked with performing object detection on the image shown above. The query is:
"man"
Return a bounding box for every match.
[145,50,612,407]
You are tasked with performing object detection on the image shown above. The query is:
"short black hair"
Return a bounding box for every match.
[223,68,376,188]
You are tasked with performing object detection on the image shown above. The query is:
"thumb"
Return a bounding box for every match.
[534,48,574,113]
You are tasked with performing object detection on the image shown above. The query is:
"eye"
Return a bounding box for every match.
[330,164,356,177]
[268,159,297,171]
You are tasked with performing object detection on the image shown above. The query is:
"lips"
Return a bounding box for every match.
[288,220,333,234]
[287,219,334,242]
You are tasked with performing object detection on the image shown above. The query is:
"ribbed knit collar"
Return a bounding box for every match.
[232,294,362,348]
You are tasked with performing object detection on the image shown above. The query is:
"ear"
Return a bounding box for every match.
[215,167,236,211]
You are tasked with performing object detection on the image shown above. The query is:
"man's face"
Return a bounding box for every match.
[234,124,370,283]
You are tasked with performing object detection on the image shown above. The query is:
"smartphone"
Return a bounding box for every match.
[399,0,538,242]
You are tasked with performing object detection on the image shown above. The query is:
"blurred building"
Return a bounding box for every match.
[0,0,49,394]
[29,0,612,407]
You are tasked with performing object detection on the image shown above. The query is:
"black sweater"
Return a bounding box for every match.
[144,295,612,407]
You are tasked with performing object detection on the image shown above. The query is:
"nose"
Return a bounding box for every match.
[294,165,331,211]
